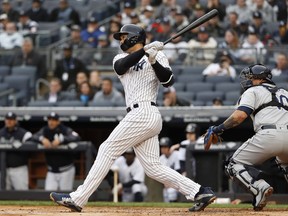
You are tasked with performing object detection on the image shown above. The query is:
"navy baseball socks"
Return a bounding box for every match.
[189,187,217,212]
[50,192,82,212]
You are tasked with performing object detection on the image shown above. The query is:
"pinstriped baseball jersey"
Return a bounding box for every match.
[69,48,202,208]
[113,51,171,106]
[238,83,288,131]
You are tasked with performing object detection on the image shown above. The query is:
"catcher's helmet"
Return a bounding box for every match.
[186,123,197,133]
[240,64,274,90]
[159,137,172,147]
[113,24,146,51]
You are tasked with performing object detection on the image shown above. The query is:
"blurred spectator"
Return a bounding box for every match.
[17,10,38,38]
[267,0,287,22]
[190,3,206,22]
[49,0,81,26]
[273,21,288,44]
[93,34,115,66]
[80,17,105,48]
[226,0,251,23]
[159,137,180,202]
[25,0,49,22]
[187,26,217,65]
[169,123,199,178]
[0,112,32,190]
[68,24,91,65]
[154,0,178,21]
[10,37,46,79]
[67,71,88,94]
[121,2,135,25]
[238,30,266,64]
[107,18,122,47]
[171,7,189,32]
[31,112,81,191]
[202,51,237,80]
[0,22,23,49]
[76,81,94,106]
[182,0,201,21]
[0,13,8,32]
[163,32,188,65]
[89,70,102,93]
[249,11,269,42]
[218,29,240,63]
[250,0,276,23]
[225,11,240,33]
[92,77,125,106]
[153,17,173,42]
[111,148,147,202]
[139,5,155,28]
[163,86,191,107]
[54,43,87,90]
[130,12,141,25]
[0,0,19,22]
[237,19,249,44]
[206,0,226,21]
[212,97,223,106]
[206,15,225,38]
[271,53,288,76]
[40,77,66,103]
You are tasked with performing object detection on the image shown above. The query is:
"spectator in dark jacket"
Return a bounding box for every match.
[54,43,87,90]
[0,112,32,190]
[0,0,19,22]
[49,0,80,26]
[31,112,81,191]
[25,0,48,22]
[10,37,46,79]
[163,86,191,107]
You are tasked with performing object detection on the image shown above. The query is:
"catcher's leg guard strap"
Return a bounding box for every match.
[275,159,288,183]
[226,162,261,196]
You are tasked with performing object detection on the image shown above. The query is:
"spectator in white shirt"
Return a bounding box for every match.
[271,53,288,76]
[0,22,23,49]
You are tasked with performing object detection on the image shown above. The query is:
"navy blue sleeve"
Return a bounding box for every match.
[237,106,253,116]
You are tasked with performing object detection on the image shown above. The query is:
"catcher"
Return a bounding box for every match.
[203,64,288,211]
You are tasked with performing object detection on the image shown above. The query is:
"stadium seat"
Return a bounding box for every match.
[277,82,288,90]
[57,100,85,107]
[173,83,185,91]
[205,76,233,83]
[0,83,10,106]
[4,75,30,106]
[89,100,115,107]
[225,91,241,103]
[195,91,224,103]
[191,100,205,106]
[272,75,288,84]
[176,91,195,101]
[186,82,214,93]
[177,74,205,83]
[0,65,10,76]
[181,65,206,75]
[214,82,241,92]
[27,100,57,107]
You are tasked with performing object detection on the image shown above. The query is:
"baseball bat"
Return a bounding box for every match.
[163,9,219,45]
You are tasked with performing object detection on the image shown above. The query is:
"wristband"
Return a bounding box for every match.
[213,123,226,134]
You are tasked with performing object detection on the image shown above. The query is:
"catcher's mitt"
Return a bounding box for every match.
[203,126,222,150]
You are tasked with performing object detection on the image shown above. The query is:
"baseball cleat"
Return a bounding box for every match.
[50,192,82,212]
[189,187,217,212]
[253,186,274,211]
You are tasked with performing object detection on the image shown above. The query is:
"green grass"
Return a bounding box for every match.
[0,201,287,209]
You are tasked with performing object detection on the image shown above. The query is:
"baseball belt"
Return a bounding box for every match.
[126,102,157,113]
[261,125,288,130]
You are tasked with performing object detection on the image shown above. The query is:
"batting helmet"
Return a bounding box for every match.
[159,137,172,147]
[186,123,197,133]
[240,64,274,90]
[113,24,146,51]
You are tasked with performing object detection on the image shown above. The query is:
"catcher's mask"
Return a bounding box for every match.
[239,64,274,90]
[113,24,146,51]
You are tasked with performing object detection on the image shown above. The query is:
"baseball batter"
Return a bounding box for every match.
[206,64,288,211]
[50,24,216,212]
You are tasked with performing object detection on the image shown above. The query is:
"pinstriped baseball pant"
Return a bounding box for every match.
[70,102,201,207]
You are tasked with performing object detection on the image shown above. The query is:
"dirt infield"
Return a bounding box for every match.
[0,206,287,216]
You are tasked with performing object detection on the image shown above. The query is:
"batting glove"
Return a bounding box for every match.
[144,41,164,51]
[145,47,158,64]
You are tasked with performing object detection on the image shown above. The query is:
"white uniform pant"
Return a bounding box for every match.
[6,165,28,190]
[232,128,288,167]
[122,183,148,202]
[45,166,75,191]
[71,103,201,208]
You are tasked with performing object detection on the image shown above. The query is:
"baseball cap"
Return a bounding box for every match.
[163,86,176,94]
[199,26,208,33]
[62,43,73,50]
[143,5,154,13]
[186,123,197,133]
[279,20,286,27]
[162,17,170,25]
[253,11,262,19]
[71,24,81,31]
[19,10,28,17]
[194,3,205,11]
[47,112,59,120]
[5,112,17,119]
[2,0,10,4]
[124,2,133,8]
[0,13,8,20]
[88,16,97,23]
